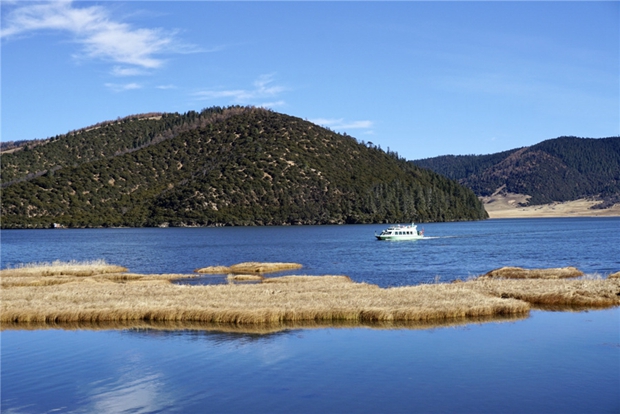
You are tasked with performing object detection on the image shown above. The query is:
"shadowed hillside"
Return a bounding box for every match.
[413,136,620,207]
[1,107,487,228]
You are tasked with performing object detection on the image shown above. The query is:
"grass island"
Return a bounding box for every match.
[2,261,618,331]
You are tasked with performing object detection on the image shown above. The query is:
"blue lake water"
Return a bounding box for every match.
[2,218,620,286]
[2,218,620,413]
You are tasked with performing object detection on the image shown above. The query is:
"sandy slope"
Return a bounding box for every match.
[482,193,620,219]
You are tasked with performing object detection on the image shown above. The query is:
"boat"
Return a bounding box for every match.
[375,223,424,240]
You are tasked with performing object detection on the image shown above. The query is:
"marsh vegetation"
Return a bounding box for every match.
[2,261,618,328]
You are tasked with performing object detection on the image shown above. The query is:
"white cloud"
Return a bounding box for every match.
[112,66,148,77]
[105,82,142,92]
[257,100,286,109]
[1,1,189,71]
[309,118,374,130]
[194,74,287,105]
[156,84,177,90]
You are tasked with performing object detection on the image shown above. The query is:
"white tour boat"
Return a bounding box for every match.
[375,223,424,240]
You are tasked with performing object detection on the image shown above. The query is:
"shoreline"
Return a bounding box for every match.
[482,197,620,219]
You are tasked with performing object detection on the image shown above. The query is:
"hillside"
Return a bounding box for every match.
[413,137,620,208]
[0,107,249,186]
[0,107,487,228]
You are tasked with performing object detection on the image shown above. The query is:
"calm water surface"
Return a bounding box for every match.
[2,218,620,286]
[2,218,619,413]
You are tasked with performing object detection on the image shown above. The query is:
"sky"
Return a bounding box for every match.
[1,1,618,160]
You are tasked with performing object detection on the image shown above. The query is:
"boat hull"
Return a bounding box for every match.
[375,234,424,241]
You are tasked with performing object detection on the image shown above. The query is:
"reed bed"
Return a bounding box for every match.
[481,266,584,279]
[465,277,620,307]
[263,275,352,284]
[195,262,303,274]
[1,272,195,288]
[2,262,619,330]
[194,265,231,274]
[227,274,264,281]
[2,269,528,325]
[0,260,127,277]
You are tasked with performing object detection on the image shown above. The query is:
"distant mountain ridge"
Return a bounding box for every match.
[0,106,487,228]
[412,136,620,207]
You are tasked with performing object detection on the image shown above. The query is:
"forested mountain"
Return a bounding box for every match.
[1,107,250,186]
[413,137,620,206]
[1,107,487,228]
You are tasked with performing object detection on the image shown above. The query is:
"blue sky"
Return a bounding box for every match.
[2,1,618,159]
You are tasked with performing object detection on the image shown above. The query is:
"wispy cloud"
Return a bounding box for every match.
[310,118,374,130]
[111,66,148,77]
[105,82,142,92]
[1,1,192,72]
[194,74,287,107]
[257,100,286,109]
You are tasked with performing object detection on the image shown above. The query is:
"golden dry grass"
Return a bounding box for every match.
[195,262,303,274]
[2,262,618,330]
[608,271,620,279]
[481,266,583,279]
[229,262,303,273]
[227,274,264,281]
[0,260,127,277]
[1,271,194,288]
[465,277,620,307]
[2,263,528,325]
[263,275,352,284]
[194,265,231,274]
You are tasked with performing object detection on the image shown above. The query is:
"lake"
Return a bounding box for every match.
[2,218,619,413]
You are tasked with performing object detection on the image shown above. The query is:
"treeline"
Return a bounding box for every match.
[1,108,487,228]
[411,149,519,181]
[413,136,620,205]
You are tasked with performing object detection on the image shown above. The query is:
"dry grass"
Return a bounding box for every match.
[1,271,194,288]
[194,265,231,274]
[0,260,127,277]
[483,195,620,218]
[263,275,352,284]
[230,262,303,273]
[227,274,264,281]
[609,271,620,279]
[465,277,620,307]
[1,264,528,326]
[195,262,303,274]
[2,262,618,330]
[481,266,584,279]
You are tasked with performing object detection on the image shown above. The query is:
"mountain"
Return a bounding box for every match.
[412,136,620,208]
[0,107,487,228]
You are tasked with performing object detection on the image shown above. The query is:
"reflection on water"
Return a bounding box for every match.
[2,309,619,413]
[0,313,528,335]
[88,373,169,414]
